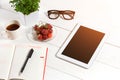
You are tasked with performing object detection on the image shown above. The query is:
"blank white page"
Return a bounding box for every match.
[0,44,15,80]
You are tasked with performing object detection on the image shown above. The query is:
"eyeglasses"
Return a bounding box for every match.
[47,10,75,20]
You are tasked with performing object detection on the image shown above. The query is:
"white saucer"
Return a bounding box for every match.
[27,26,57,43]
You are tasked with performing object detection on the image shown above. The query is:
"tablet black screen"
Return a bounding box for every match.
[62,26,105,64]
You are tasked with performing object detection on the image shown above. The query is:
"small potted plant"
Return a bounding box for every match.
[9,0,40,25]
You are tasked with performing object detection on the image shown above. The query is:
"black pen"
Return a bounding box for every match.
[19,48,34,75]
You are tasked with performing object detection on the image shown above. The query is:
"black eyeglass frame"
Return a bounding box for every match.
[47,10,75,20]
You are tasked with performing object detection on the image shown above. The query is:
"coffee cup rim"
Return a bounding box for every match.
[5,20,20,26]
[4,20,20,31]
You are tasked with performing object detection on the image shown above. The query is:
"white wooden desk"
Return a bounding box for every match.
[1,0,120,80]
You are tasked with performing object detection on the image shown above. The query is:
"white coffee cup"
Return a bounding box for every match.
[1,20,21,40]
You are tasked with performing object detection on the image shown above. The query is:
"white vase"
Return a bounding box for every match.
[25,11,40,27]
[18,11,40,27]
[18,12,26,26]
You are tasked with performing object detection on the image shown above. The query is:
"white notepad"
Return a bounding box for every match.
[0,44,15,80]
[0,44,48,80]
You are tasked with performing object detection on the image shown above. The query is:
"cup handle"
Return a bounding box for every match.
[0,30,8,39]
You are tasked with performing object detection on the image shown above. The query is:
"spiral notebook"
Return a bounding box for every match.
[0,44,48,80]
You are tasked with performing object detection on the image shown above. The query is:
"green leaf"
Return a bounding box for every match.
[10,0,40,15]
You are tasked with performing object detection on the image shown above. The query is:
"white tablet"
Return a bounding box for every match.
[56,25,106,68]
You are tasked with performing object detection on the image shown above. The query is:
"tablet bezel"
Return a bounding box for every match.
[56,24,107,69]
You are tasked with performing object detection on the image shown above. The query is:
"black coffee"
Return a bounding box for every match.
[6,24,19,31]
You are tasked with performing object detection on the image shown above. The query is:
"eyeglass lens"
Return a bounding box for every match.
[48,11,59,19]
[62,11,75,20]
